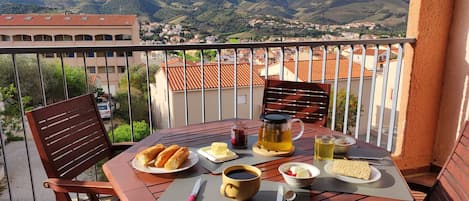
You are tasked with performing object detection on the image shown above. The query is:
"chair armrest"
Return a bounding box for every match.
[44,178,116,195]
[111,142,136,151]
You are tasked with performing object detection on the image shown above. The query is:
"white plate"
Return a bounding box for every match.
[197,146,238,163]
[324,162,381,184]
[131,151,199,174]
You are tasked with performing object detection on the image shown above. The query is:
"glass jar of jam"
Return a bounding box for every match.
[231,121,247,148]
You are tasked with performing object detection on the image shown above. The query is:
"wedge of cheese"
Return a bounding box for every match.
[332,159,371,180]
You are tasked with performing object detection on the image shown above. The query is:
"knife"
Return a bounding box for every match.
[187,177,202,201]
[276,184,284,201]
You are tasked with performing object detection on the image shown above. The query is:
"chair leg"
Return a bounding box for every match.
[55,192,72,201]
[87,193,99,201]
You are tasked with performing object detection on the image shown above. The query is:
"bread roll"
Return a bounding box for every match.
[154,145,180,167]
[332,159,371,180]
[164,147,190,170]
[135,144,166,166]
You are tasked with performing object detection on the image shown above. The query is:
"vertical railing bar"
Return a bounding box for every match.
[164,50,171,128]
[280,47,285,80]
[144,51,153,131]
[84,51,98,200]
[217,49,222,120]
[124,52,135,140]
[183,50,189,125]
[264,47,269,79]
[343,45,354,134]
[233,49,238,119]
[387,43,404,151]
[82,52,89,94]
[294,46,299,81]
[366,45,379,143]
[354,45,366,138]
[200,49,206,123]
[331,46,341,131]
[104,54,115,142]
[377,45,392,147]
[322,46,327,83]
[249,48,254,120]
[11,54,37,201]
[59,54,69,99]
[0,120,13,201]
[35,53,47,105]
[308,46,312,82]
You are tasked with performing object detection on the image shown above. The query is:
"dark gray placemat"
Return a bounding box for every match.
[190,135,306,174]
[309,159,413,201]
[158,174,310,201]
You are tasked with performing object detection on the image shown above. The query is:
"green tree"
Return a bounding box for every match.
[0,84,32,142]
[114,64,159,123]
[328,89,360,133]
[110,121,150,142]
[0,55,89,105]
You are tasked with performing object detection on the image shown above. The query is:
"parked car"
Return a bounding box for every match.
[97,102,112,119]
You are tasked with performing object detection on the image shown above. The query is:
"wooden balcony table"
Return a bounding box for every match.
[103,119,413,201]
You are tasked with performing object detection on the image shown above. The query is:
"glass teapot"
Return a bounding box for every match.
[258,113,304,152]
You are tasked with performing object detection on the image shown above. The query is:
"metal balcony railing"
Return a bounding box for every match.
[0,38,415,201]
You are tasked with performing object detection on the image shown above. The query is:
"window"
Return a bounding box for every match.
[59,52,74,58]
[96,52,105,57]
[115,34,132,40]
[107,66,116,73]
[75,34,93,41]
[116,51,133,57]
[97,66,106,73]
[42,53,55,58]
[55,34,73,41]
[96,51,114,57]
[87,66,96,73]
[12,34,32,41]
[0,35,11,41]
[88,52,95,57]
[34,34,52,41]
[117,66,126,73]
[95,34,112,41]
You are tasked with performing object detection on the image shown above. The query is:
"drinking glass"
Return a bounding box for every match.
[314,135,335,160]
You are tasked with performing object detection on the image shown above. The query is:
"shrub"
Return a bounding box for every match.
[110,121,150,142]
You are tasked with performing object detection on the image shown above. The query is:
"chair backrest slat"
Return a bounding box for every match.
[427,122,469,201]
[262,79,331,126]
[26,94,113,179]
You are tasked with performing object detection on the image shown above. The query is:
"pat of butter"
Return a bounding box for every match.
[211,142,228,155]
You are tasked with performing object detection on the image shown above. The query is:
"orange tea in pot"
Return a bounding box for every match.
[258,114,304,152]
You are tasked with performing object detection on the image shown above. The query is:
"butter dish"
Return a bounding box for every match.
[197,146,239,163]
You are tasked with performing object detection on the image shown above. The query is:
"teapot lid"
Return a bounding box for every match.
[260,113,290,124]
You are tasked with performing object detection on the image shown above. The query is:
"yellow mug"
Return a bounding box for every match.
[220,164,261,201]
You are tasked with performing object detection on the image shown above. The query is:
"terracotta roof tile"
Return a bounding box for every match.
[282,59,372,81]
[0,14,136,26]
[163,63,265,91]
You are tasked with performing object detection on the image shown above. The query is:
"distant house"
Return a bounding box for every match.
[259,59,373,134]
[151,63,265,129]
[0,14,141,95]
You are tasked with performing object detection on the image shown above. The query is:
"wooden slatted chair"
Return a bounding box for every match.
[261,79,331,126]
[413,121,469,201]
[26,94,132,201]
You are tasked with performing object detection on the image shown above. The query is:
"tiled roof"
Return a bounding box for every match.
[282,59,373,81]
[0,14,136,26]
[163,63,265,91]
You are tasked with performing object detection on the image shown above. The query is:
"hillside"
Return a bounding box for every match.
[0,0,409,39]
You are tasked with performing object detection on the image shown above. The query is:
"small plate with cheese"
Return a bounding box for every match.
[197,142,239,163]
[324,159,381,184]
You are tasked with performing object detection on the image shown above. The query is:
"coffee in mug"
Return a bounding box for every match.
[220,164,261,200]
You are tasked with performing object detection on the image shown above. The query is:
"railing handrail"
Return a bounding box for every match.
[0,38,416,54]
